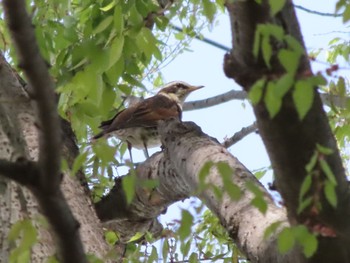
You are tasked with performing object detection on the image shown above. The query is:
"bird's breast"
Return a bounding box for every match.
[111,127,160,149]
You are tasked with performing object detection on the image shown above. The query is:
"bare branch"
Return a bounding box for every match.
[183,90,247,111]
[3,0,61,190]
[222,122,257,148]
[294,4,342,17]
[183,90,349,111]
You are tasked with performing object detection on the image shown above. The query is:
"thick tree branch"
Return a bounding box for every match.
[3,0,61,190]
[95,119,303,262]
[224,0,350,261]
[222,122,257,148]
[0,159,38,185]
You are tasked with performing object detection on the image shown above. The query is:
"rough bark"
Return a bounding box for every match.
[0,53,109,261]
[96,119,306,262]
[223,0,350,262]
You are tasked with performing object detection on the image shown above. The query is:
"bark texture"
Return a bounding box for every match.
[0,55,109,262]
[224,0,350,262]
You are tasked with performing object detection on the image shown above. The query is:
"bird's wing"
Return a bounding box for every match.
[115,95,181,129]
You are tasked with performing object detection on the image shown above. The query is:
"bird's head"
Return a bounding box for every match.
[158,81,204,103]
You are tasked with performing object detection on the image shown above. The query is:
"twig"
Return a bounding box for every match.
[3,0,61,190]
[183,90,247,111]
[294,4,342,17]
[222,122,257,148]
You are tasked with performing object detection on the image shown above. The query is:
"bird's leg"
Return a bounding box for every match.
[127,141,133,163]
[143,140,149,158]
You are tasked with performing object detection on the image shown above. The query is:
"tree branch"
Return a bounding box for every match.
[224,0,350,261]
[95,119,303,262]
[0,159,38,185]
[183,89,350,112]
[222,122,257,148]
[3,1,88,262]
[3,0,61,190]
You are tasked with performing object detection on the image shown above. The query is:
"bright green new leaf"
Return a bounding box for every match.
[295,226,318,257]
[122,173,136,204]
[299,174,312,201]
[251,196,268,214]
[249,78,266,105]
[162,238,169,262]
[343,4,350,22]
[316,144,333,155]
[297,196,312,214]
[278,227,295,254]
[203,0,217,23]
[274,73,294,98]
[324,180,338,208]
[293,80,314,120]
[147,246,158,263]
[262,35,272,68]
[278,49,301,75]
[100,0,116,11]
[127,232,144,243]
[319,159,337,185]
[178,210,194,241]
[107,36,125,69]
[264,81,282,118]
[93,16,113,35]
[105,231,119,245]
[264,221,283,239]
[72,151,89,175]
[189,252,199,263]
[269,0,286,16]
[113,5,124,35]
[305,152,318,172]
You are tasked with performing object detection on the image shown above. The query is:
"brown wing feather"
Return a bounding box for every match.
[93,95,181,138]
[118,95,181,128]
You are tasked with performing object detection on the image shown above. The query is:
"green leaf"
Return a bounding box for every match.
[278,49,301,75]
[105,231,119,245]
[264,221,283,239]
[269,0,286,16]
[262,35,272,67]
[162,239,169,262]
[202,0,217,23]
[251,196,268,214]
[278,227,295,254]
[178,210,193,240]
[72,151,88,175]
[189,252,199,263]
[253,26,262,59]
[316,144,333,155]
[324,181,337,208]
[147,246,158,263]
[319,159,337,185]
[107,36,125,69]
[295,226,318,258]
[343,4,350,23]
[122,173,136,204]
[198,161,213,191]
[93,16,113,35]
[127,232,144,243]
[100,0,116,11]
[113,5,124,35]
[305,152,318,172]
[297,196,312,214]
[264,81,282,118]
[249,78,266,105]
[299,174,312,200]
[274,73,294,97]
[293,80,314,120]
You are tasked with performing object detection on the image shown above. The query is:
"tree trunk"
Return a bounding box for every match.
[0,54,109,262]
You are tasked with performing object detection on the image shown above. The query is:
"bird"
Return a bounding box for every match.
[93,81,204,162]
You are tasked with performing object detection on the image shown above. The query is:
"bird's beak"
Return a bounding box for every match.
[189,85,204,92]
